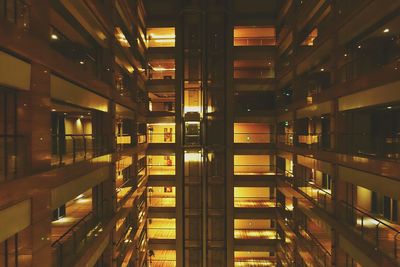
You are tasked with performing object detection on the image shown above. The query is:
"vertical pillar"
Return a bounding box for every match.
[30,191,52,267]
[18,63,51,174]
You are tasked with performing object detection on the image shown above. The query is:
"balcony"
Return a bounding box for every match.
[234,155,275,175]
[149,59,175,80]
[234,251,275,267]
[234,219,277,240]
[51,190,101,267]
[147,187,176,208]
[51,134,110,167]
[147,218,176,240]
[147,27,175,48]
[234,123,274,144]
[337,133,400,162]
[338,201,400,263]
[147,123,176,144]
[234,26,276,47]
[234,59,275,79]
[234,187,275,208]
[148,250,176,267]
[147,155,175,175]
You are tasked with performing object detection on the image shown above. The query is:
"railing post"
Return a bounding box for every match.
[83,135,87,159]
[72,137,76,163]
[58,135,62,166]
[375,223,380,250]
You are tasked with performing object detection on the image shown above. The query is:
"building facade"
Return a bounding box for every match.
[0,0,399,266]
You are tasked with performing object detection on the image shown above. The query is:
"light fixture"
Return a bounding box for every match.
[80,115,84,118]
[247,108,251,112]
[51,109,56,112]
[320,68,324,72]
[344,53,348,57]
[387,106,392,109]
[79,61,85,65]
[357,45,362,49]
[383,28,389,33]
[51,34,58,40]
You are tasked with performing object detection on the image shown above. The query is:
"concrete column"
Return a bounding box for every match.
[30,191,52,267]
[18,63,51,175]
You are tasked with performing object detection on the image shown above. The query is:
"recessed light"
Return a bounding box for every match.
[51,109,56,112]
[357,45,362,49]
[387,106,392,109]
[383,28,389,33]
[79,61,85,65]
[344,53,348,57]
[247,108,251,112]
[320,68,324,72]
[51,34,58,40]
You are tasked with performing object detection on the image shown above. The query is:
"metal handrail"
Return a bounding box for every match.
[51,211,94,247]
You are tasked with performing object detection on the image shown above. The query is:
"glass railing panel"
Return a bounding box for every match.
[234,133,274,144]
[234,229,277,240]
[339,201,400,261]
[277,133,294,146]
[148,196,176,208]
[337,133,400,162]
[148,133,176,143]
[51,134,110,167]
[147,228,176,239]
[52,213,103,267]
[234,197,276,208]
[234,37,276,47]
[147,164,175,175]
[234,165,276,175]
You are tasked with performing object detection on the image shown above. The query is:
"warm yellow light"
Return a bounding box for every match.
[185,152,202,162]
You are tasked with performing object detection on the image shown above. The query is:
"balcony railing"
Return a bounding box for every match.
[234,197,276,208]
[148,133,175,143]
[147,164,175,175]
[298,182,333,214]
[148,259,176,267]
[137,134,147,144]
[277,133,294,146]
[234,133,274,144]
[234,165,276,175]
[147,196,176,208]
[234,69,275,79]
[147,228,176,239]
[51,134,110,167]
[52,212,101,267]
[299,228,332,267]
[234,229,278,240]
[339,201,400,262]
[337,133,400,162]
[234,37,276,46]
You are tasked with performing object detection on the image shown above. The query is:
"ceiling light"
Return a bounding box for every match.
[79,61,85,65]
[51,34,58,40]
[357,45,361,49]
[51,109,56,112]
[344,53,348,57]
[383,28,389,33]
[320,68,324,72]
[387,106,392,109]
